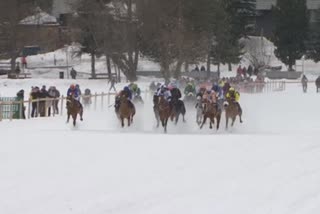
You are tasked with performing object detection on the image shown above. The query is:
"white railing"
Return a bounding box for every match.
[0,90,152,121]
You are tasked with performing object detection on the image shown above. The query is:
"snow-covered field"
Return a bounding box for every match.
[1,78,320,214]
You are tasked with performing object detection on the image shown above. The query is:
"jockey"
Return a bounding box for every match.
[157,84,172,101]
[184,83,196,96]
[203,89,217,104]
[131,83,141,98]
[67,84,82,107]
[67,84,80,101]
[196,86,207,99]
[169,85,182,101]
[212,83,224,100]
[225,87,242,112]
[115,86,134,111]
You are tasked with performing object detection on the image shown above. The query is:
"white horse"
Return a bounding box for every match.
[195,96,203,125]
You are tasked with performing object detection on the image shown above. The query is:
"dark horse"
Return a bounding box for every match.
[66,96,83,127]
[224,98,243,130]
[316,76,320,93]
[117,95,135,127]
[170,98,186,124]
[158,95,172,133]
[200,100,221,130]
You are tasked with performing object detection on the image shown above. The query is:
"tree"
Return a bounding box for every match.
[0,0,53,76]
[306,9,320,62]
[272,0,309,71]
[222,0,256,70]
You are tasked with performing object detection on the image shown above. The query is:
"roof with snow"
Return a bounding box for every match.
[257,0,320,10]
[20,12,58,26]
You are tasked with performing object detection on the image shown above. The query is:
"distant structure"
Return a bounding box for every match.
[52,0,78,26]
[255,0,320,38]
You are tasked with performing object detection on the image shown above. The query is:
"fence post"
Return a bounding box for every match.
[28,99,31,119]
[0,103,2,122]
[19,100,23,119]
[60,96,64,116]
[36,99,40,117]
[101,92,104,110]
[9,102,13,121]
[94,93,97,110]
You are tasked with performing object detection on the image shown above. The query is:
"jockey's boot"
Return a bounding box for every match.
[236,102,242,114]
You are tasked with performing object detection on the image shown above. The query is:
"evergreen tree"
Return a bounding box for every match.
[223,0,256,67]
[306,9,320,62]
[273,0,309,71]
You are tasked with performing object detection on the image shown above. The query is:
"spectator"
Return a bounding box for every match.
[237,65,242,76]
[242,66,247,77]
[200,66,206,72]
[21,56,27,70]
[194,65,200,72]
[109,76,117,92]
[16,89,26,119]
[30,86,40,117]
[15,62,21,74]
[48,86,60,116]
[247,65,253,77]
[70,68,77,79]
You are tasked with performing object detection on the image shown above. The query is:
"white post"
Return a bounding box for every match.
[60,96,64,116]
[28,99,31,119]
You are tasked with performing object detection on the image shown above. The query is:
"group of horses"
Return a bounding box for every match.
[65,89,243,133]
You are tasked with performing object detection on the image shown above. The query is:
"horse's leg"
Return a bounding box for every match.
[231,117,236,127]
[175,112,180,125]
[200,116,207,129]
[66,112,70,123]
[73,114,77,127]
[164,118,168,133]
[225,114,229,130]
[128,117,131,127]
[80,108,83,121]
[121,117,124,127]
[216,114,221,130]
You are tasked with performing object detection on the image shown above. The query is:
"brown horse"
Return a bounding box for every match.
[200,100,221,130]
[224,98,243,130]
[118,95,135,127]
[158,95,172,133]
[153,95,160,127]
[66,96,83,127]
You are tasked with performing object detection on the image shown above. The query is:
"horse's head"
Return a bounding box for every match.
[223,101,229,107]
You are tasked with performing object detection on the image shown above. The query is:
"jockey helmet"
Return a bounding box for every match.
[70,84,75,89]
[124,86,130,91]
[132,84,138,91]
[229,87,235,92]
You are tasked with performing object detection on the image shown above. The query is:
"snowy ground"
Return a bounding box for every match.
[1,78,320,214]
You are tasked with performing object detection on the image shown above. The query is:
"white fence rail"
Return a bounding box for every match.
[0,91,151,121]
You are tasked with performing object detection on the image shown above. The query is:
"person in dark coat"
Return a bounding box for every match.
[247,65,253,77]
[200,66,206,72]
[16,89,26,119]
[70,68,77,79]
[30,86,41,117]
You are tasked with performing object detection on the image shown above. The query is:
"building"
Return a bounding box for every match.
[255,0,320,38]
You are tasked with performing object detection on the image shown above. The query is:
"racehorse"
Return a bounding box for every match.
[224,98,243,130]
[158,95,172,133]
[66,96,83,127]
[170,98,186,124]
[195,97,203,125]
[200,100,221,130]
[316,76,320,93]
[153,95,160,127]
[118,95,135,127]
